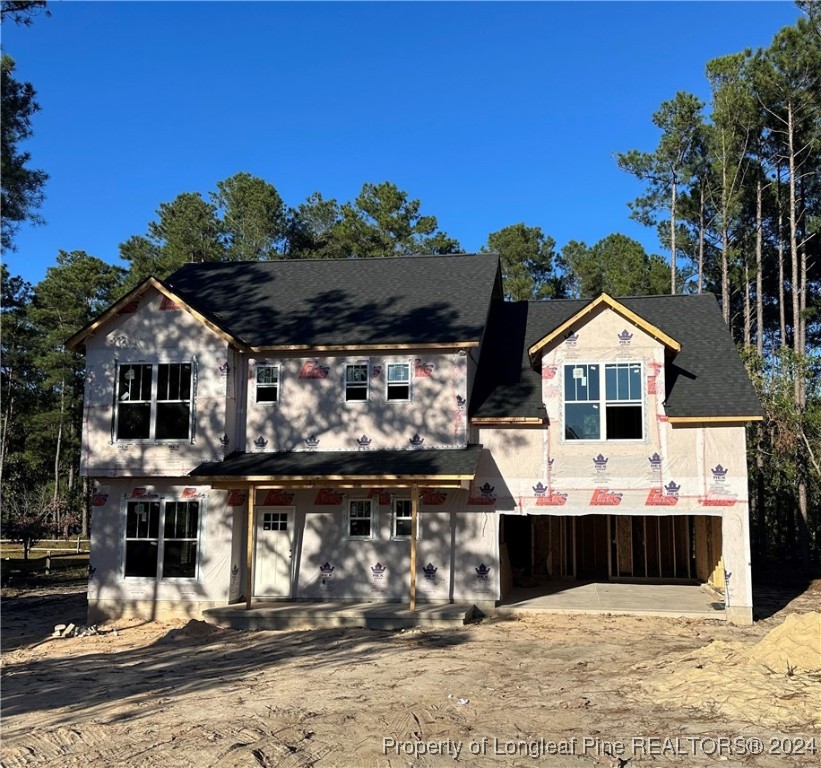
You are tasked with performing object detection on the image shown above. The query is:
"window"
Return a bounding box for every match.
[386,363,411,401]
[116,362,193,441]
[564,362,643,441]
[124,499,200,579]
[392,499,413,539]
[345,364,369,402]
[347,499,373,539]
[604,362,643,439]
[256,365,280,404]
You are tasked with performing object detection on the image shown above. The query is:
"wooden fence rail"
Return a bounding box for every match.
[1,552,89,584]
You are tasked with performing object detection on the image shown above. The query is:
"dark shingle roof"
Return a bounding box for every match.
[164,253,500,348]
[471,293,762,420]
[190,445,483,480]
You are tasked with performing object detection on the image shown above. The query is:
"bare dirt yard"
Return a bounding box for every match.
[1,579,819,768]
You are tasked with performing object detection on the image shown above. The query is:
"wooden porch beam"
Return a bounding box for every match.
[210,479,466,490]
[245,483,256,610]
[410,484,419,612]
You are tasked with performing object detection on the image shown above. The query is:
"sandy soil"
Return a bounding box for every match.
[1,580,819,768]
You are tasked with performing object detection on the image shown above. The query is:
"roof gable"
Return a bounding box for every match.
[65,277,244,352]
[527,293,681,365]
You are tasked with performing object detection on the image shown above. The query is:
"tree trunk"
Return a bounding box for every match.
[697,185,705,295]
[670,179,677,294]
[0,392,12,488]
[755,426,766,562]
[52,379,65,536]
[786,99,809,572]
[721,158,731,331]
[778,203,786,349]
[755,176,763,357]
[798,182,807,359]
[743,260,751,347]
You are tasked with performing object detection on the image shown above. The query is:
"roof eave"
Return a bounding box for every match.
[248,340,480,354]
[665,415,765,424]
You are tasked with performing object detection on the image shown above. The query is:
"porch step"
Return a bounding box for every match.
[202,601,477,631]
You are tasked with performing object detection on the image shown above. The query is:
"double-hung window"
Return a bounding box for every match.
[345,364,369,402]
[564,362,643,441]
[124,499,200,579]
[347,499,374,539]
[116,362,193,441]
[255,365,280,404]
[386,363,411,401]
[392,499,413,539]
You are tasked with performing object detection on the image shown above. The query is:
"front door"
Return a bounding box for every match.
[253,507,294,597]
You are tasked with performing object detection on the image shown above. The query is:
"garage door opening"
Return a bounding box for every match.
[500,514,724,586]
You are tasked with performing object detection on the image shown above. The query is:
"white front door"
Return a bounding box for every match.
[253,507,294,597]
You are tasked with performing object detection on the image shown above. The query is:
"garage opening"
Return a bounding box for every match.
[500,514,724,588]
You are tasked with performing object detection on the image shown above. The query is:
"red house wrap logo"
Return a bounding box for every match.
[421,489,446,505]
[227,489,247,506]
[263,489,294,505]
[368,488,391,506]
[645,481,681,507]
[299,360,330,379]
[159,295,181,310]
[315,488,344,505]
[590,489,623,506]
[91,493,108,507]
[414,358,434,377]
[181,487,198,499]
[536,492,568,506]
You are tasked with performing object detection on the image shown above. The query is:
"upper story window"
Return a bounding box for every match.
[255,365,280,404]
[386,363,411,402]
[345,363,369,402]
[116,362,193,441]
[564,362,643,441]
[124,499,200,579]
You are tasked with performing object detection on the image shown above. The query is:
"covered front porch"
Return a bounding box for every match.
[190,446,485,613]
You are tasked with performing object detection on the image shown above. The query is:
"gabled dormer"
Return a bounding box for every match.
[470,292,763,427]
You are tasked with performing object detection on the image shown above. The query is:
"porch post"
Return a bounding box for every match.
[410,484,419,612]
[246,483,256,610]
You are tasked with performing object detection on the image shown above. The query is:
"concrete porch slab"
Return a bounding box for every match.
[498,582,726,621]
[202,601,477,631]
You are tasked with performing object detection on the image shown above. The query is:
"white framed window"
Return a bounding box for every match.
[347,499,374,539]
[255,365,280,404]
[391,499,415,540]
[386,363,411,402]
[116,362,194,441]
[345,363,369,402]
[124,498,201,579]
[564,362,643,441]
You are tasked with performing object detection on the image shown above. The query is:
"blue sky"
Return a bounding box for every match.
[2,1,801,286]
